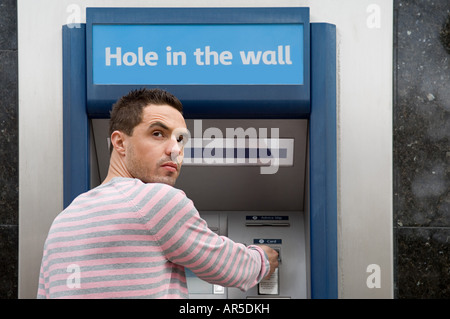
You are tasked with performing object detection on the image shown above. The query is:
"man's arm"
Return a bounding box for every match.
[147,186,277,291]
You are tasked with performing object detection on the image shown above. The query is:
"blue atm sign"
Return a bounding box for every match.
[86,7,310,118]
[92,24,304,85]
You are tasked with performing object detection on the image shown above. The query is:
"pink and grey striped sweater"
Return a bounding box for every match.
[37,177,269,299]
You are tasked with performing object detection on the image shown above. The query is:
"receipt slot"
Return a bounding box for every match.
[63,7,337,298]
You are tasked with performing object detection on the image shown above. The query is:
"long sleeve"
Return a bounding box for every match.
[137,184,270,291]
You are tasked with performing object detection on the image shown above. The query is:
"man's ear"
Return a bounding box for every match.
[110,131,127,156]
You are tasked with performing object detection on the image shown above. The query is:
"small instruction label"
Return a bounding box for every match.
[253,239,282,245]
[246,216,289,221]
[259,268,279,295]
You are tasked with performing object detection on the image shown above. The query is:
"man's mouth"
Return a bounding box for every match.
[161,162,178,172]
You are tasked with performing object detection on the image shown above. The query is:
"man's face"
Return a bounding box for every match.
[122,104,188,186]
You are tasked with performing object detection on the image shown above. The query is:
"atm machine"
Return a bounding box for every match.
[63,7,337,299]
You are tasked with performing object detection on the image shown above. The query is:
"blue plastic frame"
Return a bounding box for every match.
[62,7,337,299]
[85,7,310,119]
[62,25,89,208]
[309,23,338,299]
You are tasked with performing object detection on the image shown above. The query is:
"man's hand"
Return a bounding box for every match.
[258,245,279,280]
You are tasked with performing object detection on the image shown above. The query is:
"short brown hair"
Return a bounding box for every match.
[109,88,183,138]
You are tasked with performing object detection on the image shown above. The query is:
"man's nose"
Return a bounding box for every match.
[166,136,183,161]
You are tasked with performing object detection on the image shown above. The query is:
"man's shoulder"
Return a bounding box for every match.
[69,177,188,207]
[98,177,183,193]
[111,178,189,204]
[125,178,186,196]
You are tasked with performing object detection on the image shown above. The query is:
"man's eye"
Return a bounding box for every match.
[153,131,163,138]
[177,133,189,145]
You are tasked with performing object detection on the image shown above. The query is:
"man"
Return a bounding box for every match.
[37,88,278,298]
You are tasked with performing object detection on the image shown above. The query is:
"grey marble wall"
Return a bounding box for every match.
[0,0,18,299]
[394,0,450,298]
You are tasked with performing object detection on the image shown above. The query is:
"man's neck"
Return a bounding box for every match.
[102,150,133,184]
